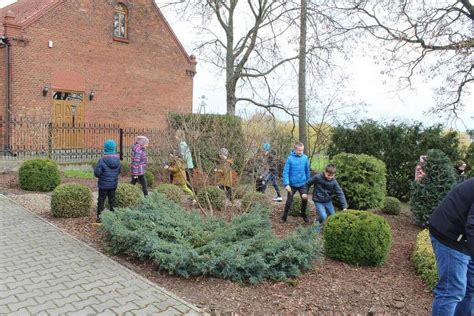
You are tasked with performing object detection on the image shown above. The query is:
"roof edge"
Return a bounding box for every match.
[20,0,64,29]
[151,0,195,65]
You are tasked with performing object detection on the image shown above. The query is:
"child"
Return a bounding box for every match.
[281,142,310,222]
[164,150,194,196]
[175,129,194,183]
[415,155,427,182]
[305,164,347,229]
[455,160,467,184]
[215,147,233,199]
[94,139,121,223]
[263,143,282,201]
[131,135,149,196]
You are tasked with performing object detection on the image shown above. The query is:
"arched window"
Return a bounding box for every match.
[113,3,128,39]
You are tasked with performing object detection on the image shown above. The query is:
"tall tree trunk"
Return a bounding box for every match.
[225,2,236,115]
[298,0,307,152]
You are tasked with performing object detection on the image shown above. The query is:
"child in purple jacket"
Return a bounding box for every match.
[130,135,149,196]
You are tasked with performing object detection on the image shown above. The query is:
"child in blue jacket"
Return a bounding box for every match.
[94,139,121,223]
[281,142,310,222]
[305,164,347,229]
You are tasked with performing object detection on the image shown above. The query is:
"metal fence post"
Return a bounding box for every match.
[119,128,123,161]
[47,122,53,159]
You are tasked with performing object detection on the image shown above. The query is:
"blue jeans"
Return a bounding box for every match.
[314,201,335,224]
[430,234,474,316]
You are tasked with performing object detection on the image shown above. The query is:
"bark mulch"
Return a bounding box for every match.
[1,172,432,315]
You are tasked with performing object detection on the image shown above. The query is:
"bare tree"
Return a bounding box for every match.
[298,0,308,151]
[334,0,473,117]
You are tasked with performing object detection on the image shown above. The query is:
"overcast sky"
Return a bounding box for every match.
[2,0,472,130]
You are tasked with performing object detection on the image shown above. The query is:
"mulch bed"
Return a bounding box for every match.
[1,171,432,314]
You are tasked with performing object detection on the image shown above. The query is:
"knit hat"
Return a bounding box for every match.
[103,139,116,155]
[136,136,149,146]
[262,143,271,151]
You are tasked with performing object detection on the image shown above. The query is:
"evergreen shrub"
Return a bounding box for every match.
[101,192,322,283]
[197,186,225,211]
[324,210,392,266]
[19,159,61,192]
[410,149,457,227]
[145,171,155,188]
[115,183,144,208]
[383,196,401,215]
[51,183,92,218]
[120,160,130,176]
[412,229,437,290]
[155,183,185,204]
[233,183,254,200]
[241,192,271,212]
[332,153,386,210]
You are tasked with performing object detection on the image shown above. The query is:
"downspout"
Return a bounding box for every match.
[0,36,10,153]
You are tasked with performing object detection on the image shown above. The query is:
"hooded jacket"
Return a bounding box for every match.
[282,150,310,188]
[429,178,474,257]
[131,143,147,176]
[306,173,347,208]
[94,155,121,190]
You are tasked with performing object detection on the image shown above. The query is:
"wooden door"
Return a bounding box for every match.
[52,91,85,149]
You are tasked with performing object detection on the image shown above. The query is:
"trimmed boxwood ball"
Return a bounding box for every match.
[288,195,310,217]
[412,229,437,290]
[51,183,92,218]
[155,183,185,204]
[115,183,144,208]
[144,171,154,188]
[383,196,401,215]
[19,158,61,192]
[324,210,392,266]
[197,186,225,211]
[241,192,271,211]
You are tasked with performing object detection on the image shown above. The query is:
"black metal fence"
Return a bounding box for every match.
[0,116,165,163]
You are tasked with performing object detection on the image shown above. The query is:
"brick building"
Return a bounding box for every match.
[0,0,196,151]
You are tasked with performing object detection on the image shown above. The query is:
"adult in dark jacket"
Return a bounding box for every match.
[429,178,474,316]
[305,164,347,227]
[94,139,121,223]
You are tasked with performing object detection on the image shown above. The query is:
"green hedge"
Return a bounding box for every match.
[19,159,61,192]
[328,120,462,200]
[332,153,386,210]
[145,171,154,188]
[168,113,245,173]
[324,210,392,266]
[412,229,437,290]
[101,192,322,283]
[51,183,92,218]
[288,195,310,217]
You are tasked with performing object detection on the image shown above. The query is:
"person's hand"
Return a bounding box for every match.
[302,194,308,199]
[214,168,218,172]
[133,176,138,180]
[164,165,169,169]
[285,185,291,193]
[342,208,348,211]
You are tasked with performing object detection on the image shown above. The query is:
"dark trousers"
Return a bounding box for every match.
[97,188,116,219]
[131,175,148,196]
[282,186,308,220]
[185,168,194,191]
[256,172,281,197]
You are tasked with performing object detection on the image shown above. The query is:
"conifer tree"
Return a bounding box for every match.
[410,149,457,227]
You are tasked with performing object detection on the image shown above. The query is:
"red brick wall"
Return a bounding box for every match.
[8,0,195,128]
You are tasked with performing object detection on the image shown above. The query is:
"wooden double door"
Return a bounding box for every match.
[51,91,85,149]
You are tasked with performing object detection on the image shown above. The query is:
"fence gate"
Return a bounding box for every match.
[52,91,85,149]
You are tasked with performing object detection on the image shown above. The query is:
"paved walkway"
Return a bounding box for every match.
[0,194,202,315]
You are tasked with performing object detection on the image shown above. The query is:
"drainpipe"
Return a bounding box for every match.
[0,36,11,153]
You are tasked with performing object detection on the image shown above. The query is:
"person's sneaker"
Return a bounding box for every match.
[273,196,283,202]
[302,215,309,223]
[280,216,288,223]
[92,219,102,227]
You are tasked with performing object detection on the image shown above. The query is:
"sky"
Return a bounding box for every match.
[1,0,472,131]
